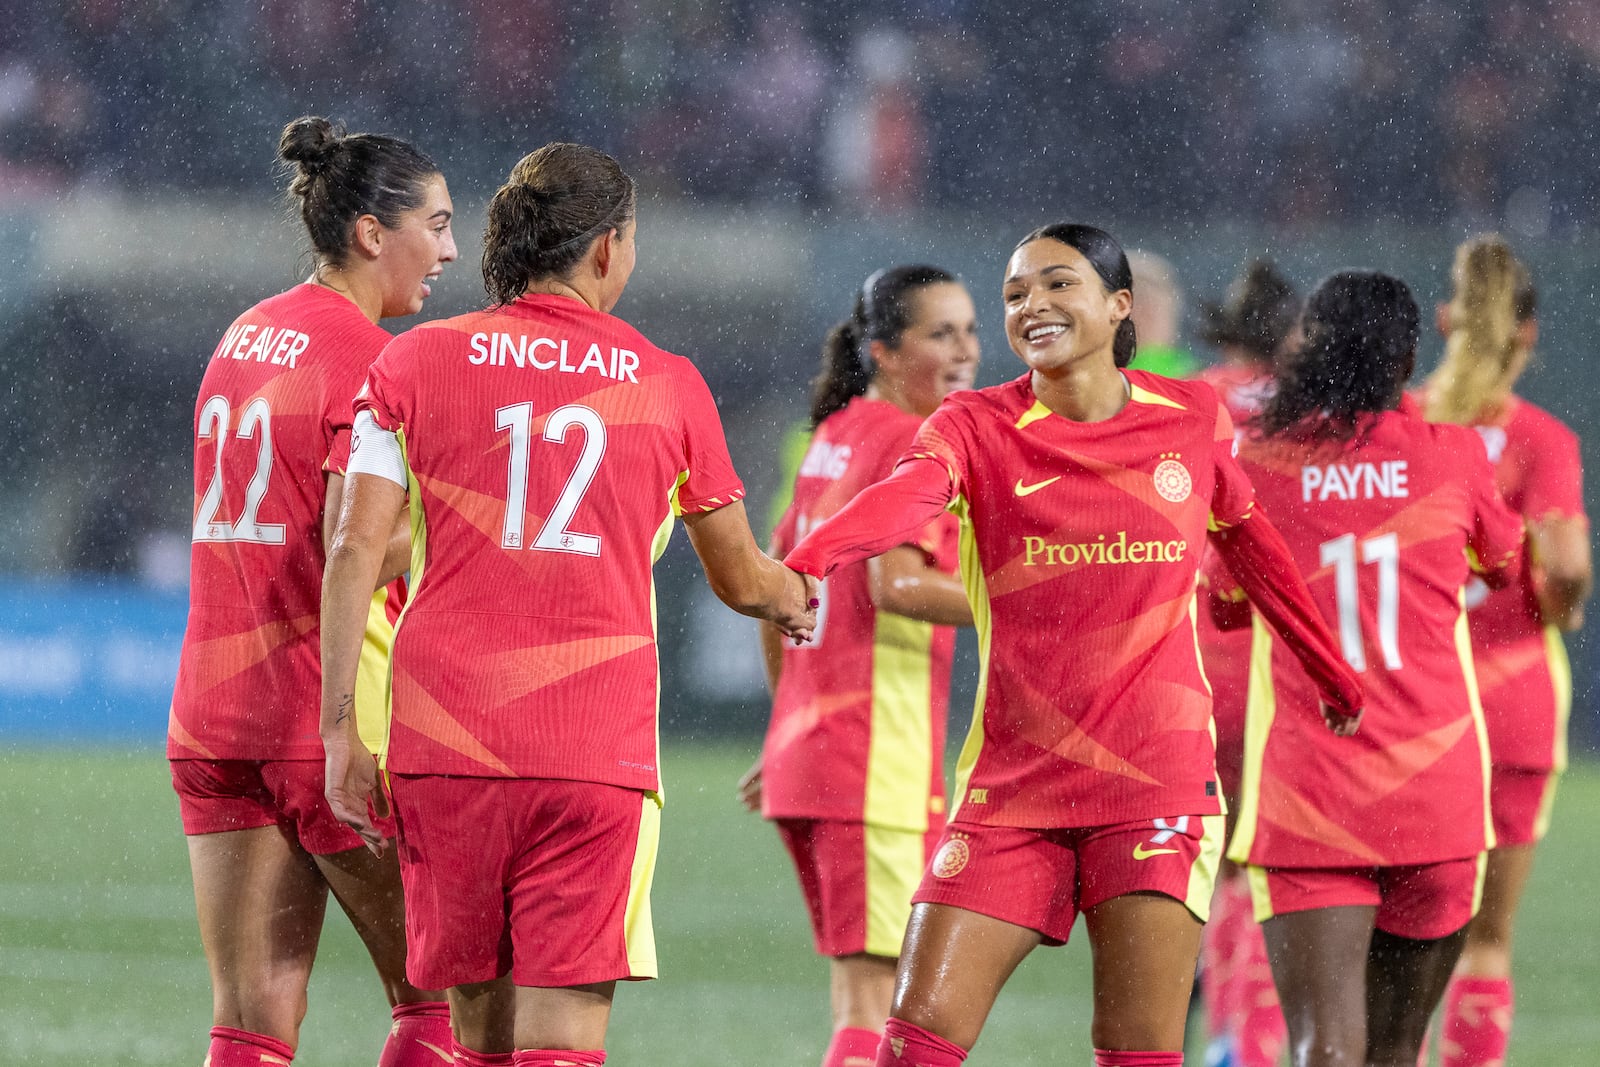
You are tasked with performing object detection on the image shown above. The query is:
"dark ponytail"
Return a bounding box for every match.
[278,115,439,272]
[1015,222,1137,368]
[482,142,636,305]
[809,264,959,425]
[1260,270,1419,441]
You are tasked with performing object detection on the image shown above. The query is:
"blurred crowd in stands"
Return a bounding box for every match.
[4,0,1600,233]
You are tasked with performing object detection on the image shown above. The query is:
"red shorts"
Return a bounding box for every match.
[1488,765,1559,848]
[776,818,942,959]
[913,814,1223,945]
[391,774,659,990]
[1246,855,1484,941]
[170,758,392,856]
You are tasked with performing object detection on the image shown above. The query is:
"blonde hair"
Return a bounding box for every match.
[1424,234,1536,424]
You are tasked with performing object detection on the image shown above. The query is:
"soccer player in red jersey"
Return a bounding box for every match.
[739,265,979,1067]
[1420,237,1592,1067]
[1219,271,1527,1067]
[168,117,457,1067]
[318,142,816,1067]
[785,223,1362,1067]
[1192,260,1300,1067]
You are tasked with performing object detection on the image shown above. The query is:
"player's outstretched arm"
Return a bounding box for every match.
[1209,509,1364,735]
[684,500,817,641]
[1530,514,1592,631]
[320,471,406,855]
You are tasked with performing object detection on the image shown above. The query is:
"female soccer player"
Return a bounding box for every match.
[785,223,1362,1067]
[168,116,457,1067]
[1221,271,1526,1067]
[740,265,979,1067]
[1193,259,1300,1067]
[319,141,816,1067]
[1422,236,1591,1067]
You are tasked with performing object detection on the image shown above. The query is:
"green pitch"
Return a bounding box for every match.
[2,745,1597,1065]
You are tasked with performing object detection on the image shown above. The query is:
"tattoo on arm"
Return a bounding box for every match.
[334,694,354,726]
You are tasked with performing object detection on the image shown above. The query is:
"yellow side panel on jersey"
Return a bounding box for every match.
[648,479,686,804]
[355,588,395,758]
[865,612,936,831]
[1226,612,1276,864]
[1183,813,1227,921]
[1544,623,1572,773]
[948,495,992,822]
[376,427,428,774]
[863,823,924,957]
[1453,590,1496,852]
[1244,862,1274,922]
[624,792,663,979]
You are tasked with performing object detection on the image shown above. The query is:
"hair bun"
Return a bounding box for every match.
[278,115,343,176]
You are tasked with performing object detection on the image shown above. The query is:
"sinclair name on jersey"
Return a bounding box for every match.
[468,330,640,382]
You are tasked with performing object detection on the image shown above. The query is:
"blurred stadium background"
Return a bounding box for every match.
[2,3,1598,1063]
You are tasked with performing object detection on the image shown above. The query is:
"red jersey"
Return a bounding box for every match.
[762,398,959,831]
[169,284,389,760]
[792,371,1260,829]
[1460,397,1585,771]
[1226,410,1524,869]
[356,294,744,791]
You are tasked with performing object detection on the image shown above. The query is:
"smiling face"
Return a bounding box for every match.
[872,281,981,417]
[376,174,458,319]
[1002,238,1131,377]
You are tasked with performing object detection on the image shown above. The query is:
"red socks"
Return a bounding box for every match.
[206,1027,295,1066]
[452,1045,513,1067]
[876,1019,966,1067]
[824,1026,882,1067]
[377,1002,452,1067]
[1440,976,1514,1067]
[510,1052,605,1066]
[1093,1053,1181,1066]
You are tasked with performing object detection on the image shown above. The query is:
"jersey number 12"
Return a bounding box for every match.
[496,402,606,556]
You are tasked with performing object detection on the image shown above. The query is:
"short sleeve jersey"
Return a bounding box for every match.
[905,370,1255,829]
[169,284,390,760]
[762,397,960,831]
[356,294,744,791]
[1460,397,1586,771]
[1227,410,1524,870]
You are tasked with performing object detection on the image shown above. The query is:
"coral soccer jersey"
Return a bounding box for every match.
[1461,397,1585,772]
[1227,410,1524,870]
[764,397,959,831]
[790,371,1258,829]
[170,284,390,760]
[356,294,744,790]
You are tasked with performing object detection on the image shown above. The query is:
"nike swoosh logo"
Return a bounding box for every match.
[1132,843,1181,860]
[1014,476,1061,497]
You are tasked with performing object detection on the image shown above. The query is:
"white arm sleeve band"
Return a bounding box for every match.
[347,409,408,488]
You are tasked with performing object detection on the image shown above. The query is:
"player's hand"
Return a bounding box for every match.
[773,568,819,645]
[1321,702,1363,737]
[323,732,389,857]
[736,756,763,812]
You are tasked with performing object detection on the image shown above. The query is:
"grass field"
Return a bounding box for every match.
[2,744,1597,1066]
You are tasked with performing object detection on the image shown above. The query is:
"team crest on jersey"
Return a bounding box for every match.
[932,836,970,878]
[1152,454,1192,503]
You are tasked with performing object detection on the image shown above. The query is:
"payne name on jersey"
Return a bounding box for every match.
[1301,460,1409,502]
[468,331,640,383]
